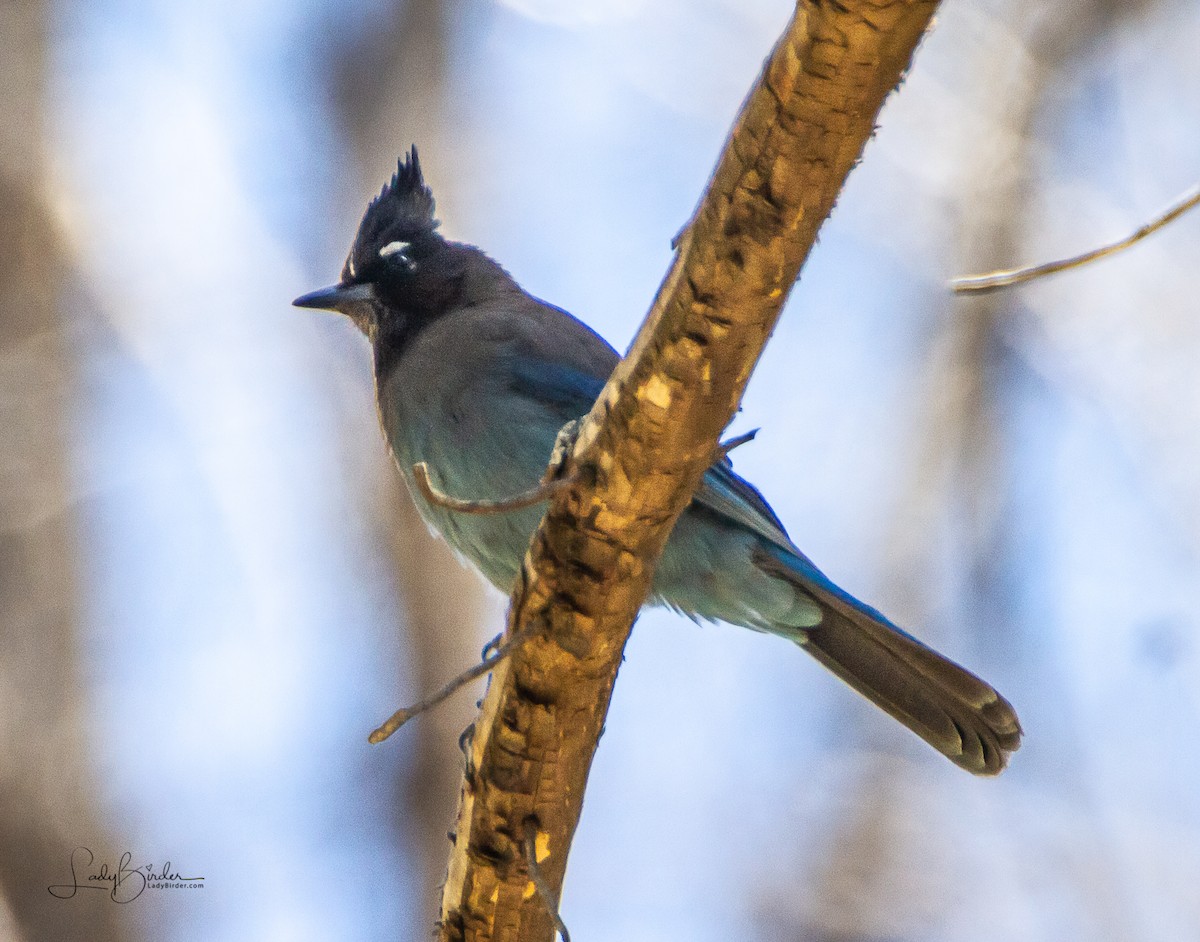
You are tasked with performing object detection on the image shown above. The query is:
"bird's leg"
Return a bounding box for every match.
[458,722,477,786]
[481,632,503,659]
[544,417,581,482]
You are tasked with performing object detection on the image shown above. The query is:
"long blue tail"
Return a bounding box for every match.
[755,545,1022,775]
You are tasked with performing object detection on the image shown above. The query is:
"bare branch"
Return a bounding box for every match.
[437,3,942,939]
[716,428,759,461]
[369,626,533,743]
[951,185,1200,293]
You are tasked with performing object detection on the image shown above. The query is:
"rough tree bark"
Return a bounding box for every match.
[436,2,941,939]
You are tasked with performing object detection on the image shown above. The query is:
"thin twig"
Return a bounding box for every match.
[523,820,571,942]
[951,185,1200,294]
[368,628,532,744]
[716,428,758,461]
[412,461,577,516]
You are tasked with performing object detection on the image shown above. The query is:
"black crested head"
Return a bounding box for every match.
[342,147,439,285]
[292,147,519,354]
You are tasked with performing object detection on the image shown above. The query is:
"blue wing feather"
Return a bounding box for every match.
[508,358,607,419]
[507,356,802,558]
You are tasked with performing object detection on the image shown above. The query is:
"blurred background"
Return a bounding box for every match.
[3,0,1200,939]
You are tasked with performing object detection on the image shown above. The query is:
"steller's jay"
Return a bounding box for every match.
[295,150,1021,774]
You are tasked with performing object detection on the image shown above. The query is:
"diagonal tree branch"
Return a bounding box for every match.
[437,2,941,939]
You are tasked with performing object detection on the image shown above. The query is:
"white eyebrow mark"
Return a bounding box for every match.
[347,258,357,278]
[379,240,410,258]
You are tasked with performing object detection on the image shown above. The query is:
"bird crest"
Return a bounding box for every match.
[343,147,439,282]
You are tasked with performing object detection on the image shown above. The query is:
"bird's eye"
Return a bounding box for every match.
[379,240,416,273]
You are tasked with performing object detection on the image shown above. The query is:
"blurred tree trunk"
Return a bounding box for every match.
[337,0,493,931]
[0,3,126,940]
[784,2,1153,940]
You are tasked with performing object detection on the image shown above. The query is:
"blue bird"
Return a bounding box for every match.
[295,150,1021,774]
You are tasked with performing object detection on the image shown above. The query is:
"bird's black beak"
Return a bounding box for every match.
[290,283,369,312]
[292,285,341,310]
